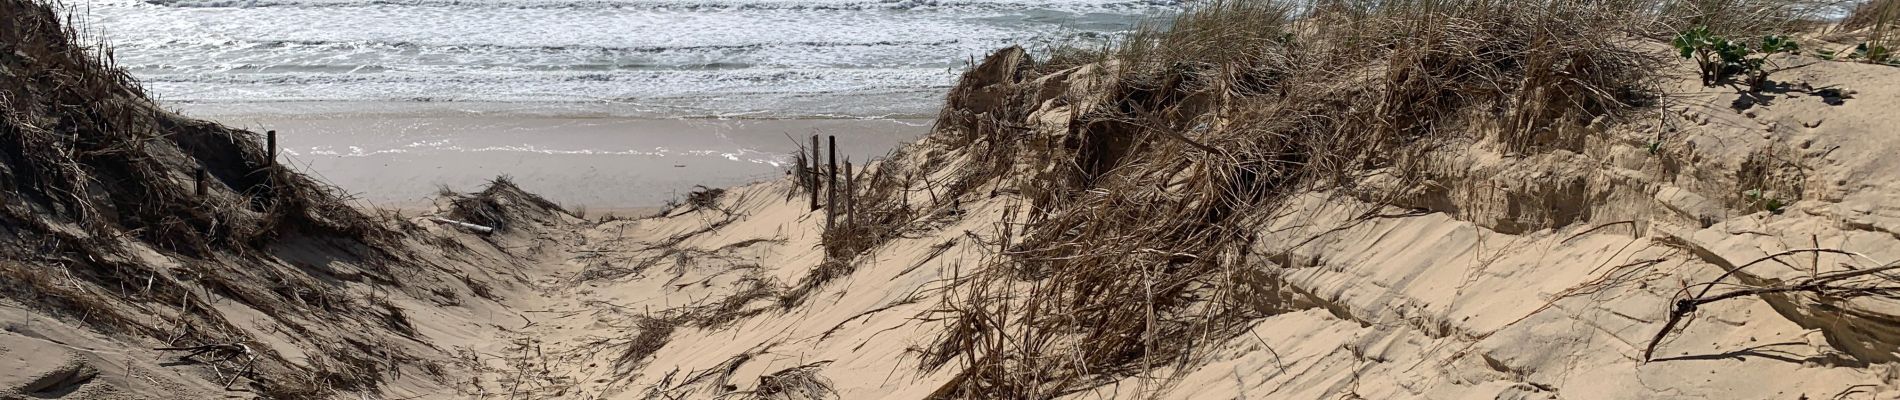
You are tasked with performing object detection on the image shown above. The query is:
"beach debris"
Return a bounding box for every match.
[156,343,258,389]
[430,217,496,234]
[744,360,836,400]
[1643,248,1900,361]
[687,185,727,210]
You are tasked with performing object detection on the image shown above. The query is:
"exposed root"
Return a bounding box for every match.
[1643,249,1900,361]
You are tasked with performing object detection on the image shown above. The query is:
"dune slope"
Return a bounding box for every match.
[503,10,1900,400]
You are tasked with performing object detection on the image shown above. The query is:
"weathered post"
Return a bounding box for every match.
[828,135,838,198]
[809,134,821,211]
[194,167,207,197]
[826,135,838,243]
[266,130,277,169]
[264,130,278,198]
[844,160,855,231]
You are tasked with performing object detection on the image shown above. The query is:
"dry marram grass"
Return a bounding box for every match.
[895,0,1816,397]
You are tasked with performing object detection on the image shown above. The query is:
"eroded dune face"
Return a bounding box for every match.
[7,0,1900,398]
[515,44,1900,399]
[2,0,538,397]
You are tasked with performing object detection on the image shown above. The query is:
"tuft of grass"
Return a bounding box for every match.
[1845,0,1899,30]
[1031,43,1111,75]
[686,185,727,210]
[1656,0,1843,38]
[780,259,855,307]
[687,274,780,329]
[1113,0,1295,86]
[0,262,140,335]
[740,361,837,400]
[614,315,680,370]
[368,295,418,337]
[445,175,568,232]
[1826,0,1899,65]
[1845,0,1899,53]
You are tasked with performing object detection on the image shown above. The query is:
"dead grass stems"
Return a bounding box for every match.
[1643,249,1900,361]
[898,0,1798,397]
[0,1,459,396]
[1842,0,1899,53]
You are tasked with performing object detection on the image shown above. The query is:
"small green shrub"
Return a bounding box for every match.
[1850,42,1896,64]
[1744,189,1786,214]
[1673,27,1800,89]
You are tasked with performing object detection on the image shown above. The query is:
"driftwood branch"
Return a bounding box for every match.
[430,217,495,234]
[1561,220,1638,243]
[1688,248,1872,299]
[155,343,250,361]
[156,343,259,389]
[1643,254,1900,361]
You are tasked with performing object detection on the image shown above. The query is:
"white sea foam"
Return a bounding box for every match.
[133,0,1177,11]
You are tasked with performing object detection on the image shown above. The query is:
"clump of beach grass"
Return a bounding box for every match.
[614,314,681,370]
[740,361,837,400]
[1841,0,1899,62]
[0,1,488,396]
[904,0,1839,397]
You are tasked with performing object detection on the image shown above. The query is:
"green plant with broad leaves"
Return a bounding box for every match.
[1673,27,1800,89]
[1851,42,1895,65]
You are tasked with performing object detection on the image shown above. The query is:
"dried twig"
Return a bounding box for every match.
[1643,253,1900,361]
[156,343,258,389]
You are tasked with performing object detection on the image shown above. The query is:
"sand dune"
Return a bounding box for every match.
[452,47,1900,399]
[6,0,1900,398]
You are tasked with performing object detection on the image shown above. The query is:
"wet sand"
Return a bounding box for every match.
[205,112,930,210]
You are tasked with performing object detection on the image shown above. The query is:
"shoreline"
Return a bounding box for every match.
[163,99,945,122]
[205,106,932,210]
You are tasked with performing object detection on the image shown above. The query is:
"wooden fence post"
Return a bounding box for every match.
[264,130,278,198]
[266,130,277,169]
[809,134,821,211]
[828,135,838,197]
[844,160,855,231]
[826,135,838,243]
[194,167,207,197]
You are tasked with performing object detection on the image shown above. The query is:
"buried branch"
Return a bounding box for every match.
[1642,249,1900,361]
[156,343,260,389]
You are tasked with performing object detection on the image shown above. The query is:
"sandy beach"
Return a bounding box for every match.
[203,109,930,211]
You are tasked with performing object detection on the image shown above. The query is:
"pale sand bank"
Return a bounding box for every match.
[205,113,930,210]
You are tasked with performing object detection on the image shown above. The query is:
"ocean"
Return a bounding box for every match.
[60,0,1176,207]
[73,0,1176,118]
